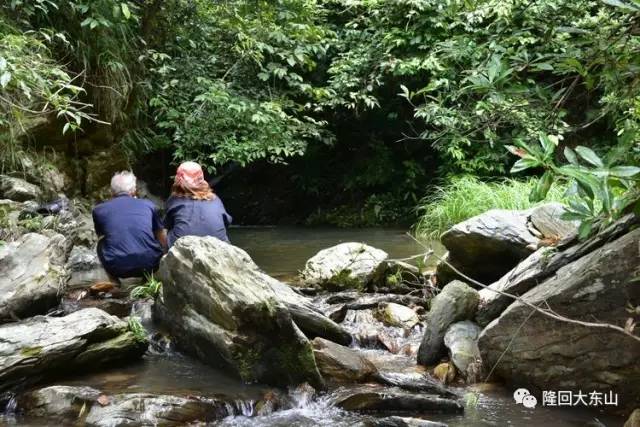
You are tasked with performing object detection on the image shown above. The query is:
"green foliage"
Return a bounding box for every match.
[127,316,147,343]
[508,134,640,238]
[414,175,568,239]
[130,273,162,299]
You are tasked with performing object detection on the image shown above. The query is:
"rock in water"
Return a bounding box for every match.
[0,233,68,322]
[479,228,640,409]
[66,245,110,289]
[379,303,420,329]
[312,337,378,383]
[300,242,388,290]
[0,308,147,391]
[443,321,482,379]
[155,236,326,388]
[16,386,238,426]
[625,409,640,427]
[0,175,42,202]
[417,281,479,366]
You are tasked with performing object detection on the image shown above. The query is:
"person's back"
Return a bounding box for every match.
[164,161,232,247]
[92,172,165,278]
[165,196,231,246]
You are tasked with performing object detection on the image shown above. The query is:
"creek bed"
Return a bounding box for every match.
[1,227,626,426]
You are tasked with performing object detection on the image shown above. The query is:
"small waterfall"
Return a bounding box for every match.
[3,395,17,416]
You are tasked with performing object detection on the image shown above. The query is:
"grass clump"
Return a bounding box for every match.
[414,175,568,239]
[130,274,162,299]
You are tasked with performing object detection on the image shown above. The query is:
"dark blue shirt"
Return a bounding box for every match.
[92,194,163,277]
[164,195,232,247]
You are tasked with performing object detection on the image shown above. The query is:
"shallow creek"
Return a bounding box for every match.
[2,227,625,426]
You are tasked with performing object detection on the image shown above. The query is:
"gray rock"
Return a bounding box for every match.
[361,416,448,427]
[0,232,68,322]
[476,213,639,326]
[479,228,640,409]
[443,321,482,378]
[332,386,463,414]
[529,203,577,240]
[155,236,331,388]
[373,371,455,397]
[66,245,110,289]
[417,281,479,366]
[312,337,378,383]
[437,208,538,285]
[0,308,147,391]
[379,303,419,329]
[0,175,42,202]
[300,243,388,290]
[16,386,236,426]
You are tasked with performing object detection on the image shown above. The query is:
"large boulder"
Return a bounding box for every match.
[66,245,110,289]
[0,175,42,202]
[312,337,378,383]
[436,204,576,285]
[0,232,68,322]
[0,308,147,391]
[476,213,638,326]
[300,243,388,291]
[479,227,640,409]
[443,321,482,379]
[417,281,479,366]
[155,236,340,388]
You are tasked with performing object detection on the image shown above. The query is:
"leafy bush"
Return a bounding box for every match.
[508,134,640,238]
[414,175,568,239]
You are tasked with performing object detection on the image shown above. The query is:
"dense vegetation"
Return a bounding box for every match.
[1,0,639,227]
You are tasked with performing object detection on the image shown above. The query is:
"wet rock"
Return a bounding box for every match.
[66,245,110,289]
[312,337,378,383]
[16,385,101,421]
[0,232,68,322]
[155,236,327,388]
[361,416,447,427]
[417,281,479,366]
[333,385,463,414]
[479,228,640,409]
[379,303,419,329]
[0,308,147,391]
[16,386,235,426]
[0,175,42,202]
[476,213,639,326]
[373,371,455,397]
[432,362,456,384]
[300,243,388,291]
[85,393,230,426]
[443,321,482,379]
[625,409,640,427]
[436,208,538,285]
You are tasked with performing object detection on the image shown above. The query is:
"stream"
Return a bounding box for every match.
[2,227,626,426]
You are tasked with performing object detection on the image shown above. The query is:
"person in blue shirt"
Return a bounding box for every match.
[92,171,167,279]
[164,161,232,247]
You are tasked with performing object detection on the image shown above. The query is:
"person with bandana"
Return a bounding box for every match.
[164,161,233,247]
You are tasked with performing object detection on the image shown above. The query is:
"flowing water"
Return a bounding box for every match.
[2,227,627,426]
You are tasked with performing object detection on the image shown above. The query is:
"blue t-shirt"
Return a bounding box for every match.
[164,195,232,247]
[92,194,163,277]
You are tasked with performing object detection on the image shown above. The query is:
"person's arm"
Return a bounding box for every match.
[92,209,105,238]
[150,203,167,252]
[156,229,168,252]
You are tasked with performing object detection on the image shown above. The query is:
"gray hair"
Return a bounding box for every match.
[110,171,137,195]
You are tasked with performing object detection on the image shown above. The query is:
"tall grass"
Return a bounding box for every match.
[414,175,568,239]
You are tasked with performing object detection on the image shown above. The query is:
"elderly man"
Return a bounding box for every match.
[92,171,167,279]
